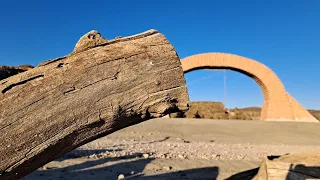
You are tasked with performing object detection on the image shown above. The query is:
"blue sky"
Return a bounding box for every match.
[0,0,319,109]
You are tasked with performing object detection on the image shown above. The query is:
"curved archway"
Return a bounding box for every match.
[181,53,317,122]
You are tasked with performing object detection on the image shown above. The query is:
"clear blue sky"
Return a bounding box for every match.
[0,0,319,109]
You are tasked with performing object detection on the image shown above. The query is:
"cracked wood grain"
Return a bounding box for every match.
[1,75,44,94]
[0,29,189,180]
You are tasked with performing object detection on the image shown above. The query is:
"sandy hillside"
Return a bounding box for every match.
[24,118,320,180]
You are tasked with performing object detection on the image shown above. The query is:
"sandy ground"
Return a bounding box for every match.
[24,118,320,180]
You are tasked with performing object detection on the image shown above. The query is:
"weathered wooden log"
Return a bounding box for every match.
[0,29,189,180]
[253,151,320,180]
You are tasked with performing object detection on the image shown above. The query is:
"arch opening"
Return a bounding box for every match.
[184,66,270,102]
[185,69,264,110]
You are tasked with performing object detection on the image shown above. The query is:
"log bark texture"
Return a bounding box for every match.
[0,29,189,180]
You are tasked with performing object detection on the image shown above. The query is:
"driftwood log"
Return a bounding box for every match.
[0,29,189,180]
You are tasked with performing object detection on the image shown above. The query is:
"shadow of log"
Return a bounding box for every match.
[225,164,320,180]
[24,156,153,180]
[225,168,259,180]
[24,152,219,180]
[132,167,219,179]
[286,164,320,180]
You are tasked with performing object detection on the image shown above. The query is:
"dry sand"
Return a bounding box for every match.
[24,118,320,180]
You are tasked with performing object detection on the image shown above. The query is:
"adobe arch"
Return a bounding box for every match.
[181,53,318,122]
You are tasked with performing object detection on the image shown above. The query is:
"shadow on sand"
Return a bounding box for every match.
[226,164,320,180]
[24,149,219,180]
[24,149,320,180]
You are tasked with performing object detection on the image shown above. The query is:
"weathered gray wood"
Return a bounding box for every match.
[0,29,189,180]
[253,151,320,180]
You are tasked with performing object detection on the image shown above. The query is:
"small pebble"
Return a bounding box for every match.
[178,154,185,159]
[143,153,149,158]
[88,154,98,159]
[118,174,125,180]
[216,154,221,159]
[163,166,172,171]
[237,155,245,159]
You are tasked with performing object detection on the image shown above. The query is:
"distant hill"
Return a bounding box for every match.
[0,65,34,80]
[308,110,320,121]
[170,101,320,121]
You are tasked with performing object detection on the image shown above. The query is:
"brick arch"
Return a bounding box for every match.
[181,53,317,122]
